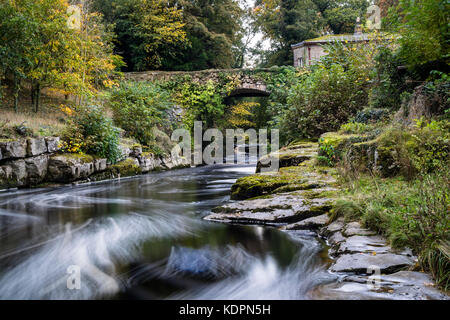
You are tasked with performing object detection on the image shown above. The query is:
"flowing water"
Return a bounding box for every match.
[0,162,336,300]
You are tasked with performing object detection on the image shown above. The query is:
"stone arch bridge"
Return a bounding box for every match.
[124,68,278,99]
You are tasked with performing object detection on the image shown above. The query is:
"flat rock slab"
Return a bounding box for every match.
[343,221,377,236]
[281,214,329,230]
[336,235,392,255]
[330,253,415,274]
[328,231,346,247]
[320,218,345,237]
[205,192,332,225]
[311,271,448,300]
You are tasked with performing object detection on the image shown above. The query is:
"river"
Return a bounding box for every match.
[0,161,336,300]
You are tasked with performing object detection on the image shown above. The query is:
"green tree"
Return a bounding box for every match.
[252,0,369,66]
[324,0,369,34]
[388,0,449,76]
[66,1,124,103]
[93,0,187,71]
[160,0,243,71]
[174,80,226,130]
[20,0,80,112]
[0,0,35,111]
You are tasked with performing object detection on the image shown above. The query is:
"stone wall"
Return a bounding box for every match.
[0,137,61,188]
[0,137,190,190]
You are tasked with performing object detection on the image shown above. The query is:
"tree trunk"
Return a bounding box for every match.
[31,80,35,111]
[34,83,41,113]
[13,75,20,113]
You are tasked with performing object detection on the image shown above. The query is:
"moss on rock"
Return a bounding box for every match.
[319,132,370,161]
[231,165,336,200]
[109,158,142,177]
[60,153,95,164]
[256,142,318,173]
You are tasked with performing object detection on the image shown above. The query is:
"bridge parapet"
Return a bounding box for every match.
[124,68,278,97]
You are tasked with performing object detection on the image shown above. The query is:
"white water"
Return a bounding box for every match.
[0,164,333,300]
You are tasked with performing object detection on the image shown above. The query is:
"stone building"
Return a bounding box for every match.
[291,18,374,67]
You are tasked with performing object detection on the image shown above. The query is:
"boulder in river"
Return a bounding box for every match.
[231,165,336,200]
[256,142,318,173]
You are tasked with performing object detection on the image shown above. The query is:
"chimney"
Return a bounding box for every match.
[354,17,363,35]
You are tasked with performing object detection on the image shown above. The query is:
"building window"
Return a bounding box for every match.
[298,57,303,67]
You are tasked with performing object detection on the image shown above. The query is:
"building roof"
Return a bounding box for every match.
[291,32,397,49]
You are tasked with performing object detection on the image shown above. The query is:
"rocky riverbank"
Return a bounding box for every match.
[204,141,448,300]
[0,137,189,190]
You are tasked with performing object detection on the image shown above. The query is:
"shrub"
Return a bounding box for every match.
[108,81,172,145]
[376,127,417,178]
[62,105,121,163]
[317,137,336,166]
[354,108,390,124]
[408,119,450,173]
[375,120,450,178]
[339,122,372,135]
[281,62,369,141]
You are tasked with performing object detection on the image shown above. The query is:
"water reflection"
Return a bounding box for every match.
[0,163,333,300]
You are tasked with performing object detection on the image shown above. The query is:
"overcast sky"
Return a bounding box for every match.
[239,0,272,67]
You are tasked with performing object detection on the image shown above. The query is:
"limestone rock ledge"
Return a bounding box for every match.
[205,189,333,225]
[0,136,190,189]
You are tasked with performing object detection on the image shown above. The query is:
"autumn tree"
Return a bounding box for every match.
[65,1,124,104]
[0,0,123,112]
